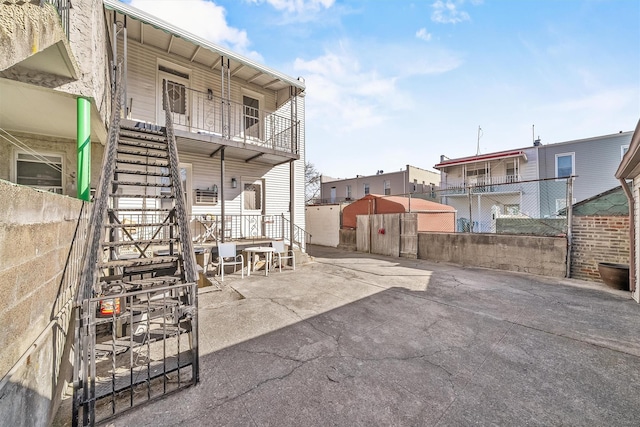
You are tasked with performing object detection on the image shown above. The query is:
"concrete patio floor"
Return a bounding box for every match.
[60,245,640,426]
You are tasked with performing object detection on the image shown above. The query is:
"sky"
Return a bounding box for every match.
[124,0,640,179]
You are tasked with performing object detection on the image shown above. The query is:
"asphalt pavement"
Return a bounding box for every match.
[66,245,640,426]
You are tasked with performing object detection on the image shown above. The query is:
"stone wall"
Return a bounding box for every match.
[0,180,85,426]
[418,232,567,278]
[570,216,630,281]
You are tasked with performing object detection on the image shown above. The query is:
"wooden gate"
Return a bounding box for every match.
[400,213,418,259]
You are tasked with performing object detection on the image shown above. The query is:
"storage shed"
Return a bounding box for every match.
[342,194,456,232]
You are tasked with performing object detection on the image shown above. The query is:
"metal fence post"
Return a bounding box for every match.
[468,186,473,233]
[565,176,574,278]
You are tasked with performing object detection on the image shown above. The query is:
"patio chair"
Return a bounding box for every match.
[271,240,295,272]
[215,242,244,281]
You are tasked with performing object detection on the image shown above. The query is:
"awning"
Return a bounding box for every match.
[434,150,527,169]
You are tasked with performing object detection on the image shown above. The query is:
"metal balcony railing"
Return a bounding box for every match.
[167,87,299,155]
[42,0,70,39]
[440,175,522,195]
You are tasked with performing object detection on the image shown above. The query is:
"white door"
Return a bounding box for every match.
[157,71,190,130]
[241,179,264,238]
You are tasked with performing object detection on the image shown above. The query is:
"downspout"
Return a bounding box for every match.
[77,97,91,201]
[619,178,636,292]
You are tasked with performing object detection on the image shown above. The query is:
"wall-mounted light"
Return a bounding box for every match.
[207,88,213,100]
[231,177,237,188]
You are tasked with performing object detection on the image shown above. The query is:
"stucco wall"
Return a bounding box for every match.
[0,131,104,196]
[417,232,567,278]
[0,180,84,426]
[305,204,340,247]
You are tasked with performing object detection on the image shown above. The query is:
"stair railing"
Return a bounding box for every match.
[281,214,311,251]
[73,65,124,427]
[163,88,198,285]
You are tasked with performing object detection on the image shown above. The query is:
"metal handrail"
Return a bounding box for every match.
[42,0,70,39]
[188,213,310,250]
[167,86,299,155]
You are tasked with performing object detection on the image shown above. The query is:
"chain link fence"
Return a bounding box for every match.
[434,177,572,236]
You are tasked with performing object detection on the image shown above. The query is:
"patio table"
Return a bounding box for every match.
[244,246,276,277]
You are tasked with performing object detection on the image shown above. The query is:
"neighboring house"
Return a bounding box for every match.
[615,119,640,304]
[435,131,633,232]
[1,0,307,244]
[319,164,439,204]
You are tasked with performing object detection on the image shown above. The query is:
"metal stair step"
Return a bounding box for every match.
[112,180,171,188]
[109,194,174,199]
[117,148,169,159]
[99,256,179,269]
[109,208,173,212]
[114,168,171,177]
[116,158,169,167]
[104,222,175,229]
[118,139,168,151]
[102,238,179,248]
[119,124,164,136]
[119,129,166,141]
[101,275,183,290]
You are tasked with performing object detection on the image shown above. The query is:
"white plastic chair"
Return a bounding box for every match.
[216,242,244,281]
[271,240,295,272]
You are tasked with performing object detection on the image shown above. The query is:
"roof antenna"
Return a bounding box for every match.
[476,125,483,155]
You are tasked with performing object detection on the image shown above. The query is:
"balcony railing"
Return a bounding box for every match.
[440,175,522,196]
[42,0,70,39]
[168,87,299,155]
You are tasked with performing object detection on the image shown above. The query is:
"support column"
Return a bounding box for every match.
[220,147,226,243]
[290,160,295,248]
[77,97,91,201]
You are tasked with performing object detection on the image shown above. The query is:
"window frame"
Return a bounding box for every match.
[13,150,65,194]
[383,180,391,195]
[622,145,630,159]
[364,183,370,195]
[555,152,575,179]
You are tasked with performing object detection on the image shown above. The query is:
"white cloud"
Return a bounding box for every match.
[128,0,262,61]
[416,28,432,42]
[431,0,470,24]
[246,0,335,14]
[293,41,462,134]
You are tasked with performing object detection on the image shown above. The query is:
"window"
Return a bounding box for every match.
[243,95,260,138]
[364,183,370,195]
[466,167,486,185]
[504,204,520,215]
[383,180,391,195]
[622,145,630,159]
[346,185,352,200]
[15,152,64,194]
[330,187,336,203]
[506,161,518,183]
[243,182,262,211]
[162,79,187,114]
[555,153,574,178]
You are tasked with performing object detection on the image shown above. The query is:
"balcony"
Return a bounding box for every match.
[439,175,522,196]
[164,87,299,159]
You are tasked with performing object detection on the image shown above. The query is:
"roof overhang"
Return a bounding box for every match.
[616,119,640,179]
[435,150,527,169]
[103,0,305,93]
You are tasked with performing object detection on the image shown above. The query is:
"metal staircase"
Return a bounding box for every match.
[73,80,199,426]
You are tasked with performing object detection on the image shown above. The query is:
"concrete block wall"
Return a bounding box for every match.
[418,232,567,278]
[570,216,630,281]
[0,180,84,426]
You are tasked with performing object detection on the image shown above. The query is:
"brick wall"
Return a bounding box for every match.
[570,216,630,281]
